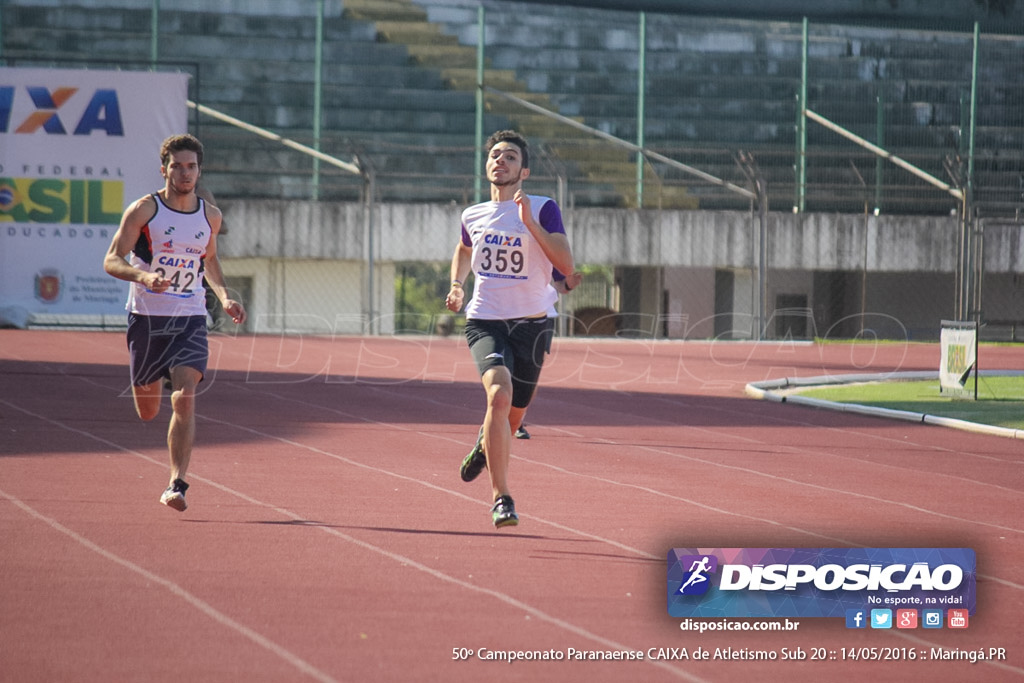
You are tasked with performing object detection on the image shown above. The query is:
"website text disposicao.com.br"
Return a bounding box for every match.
[679,618,801,634]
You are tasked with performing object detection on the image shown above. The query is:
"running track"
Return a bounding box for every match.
[1,330,1021,682]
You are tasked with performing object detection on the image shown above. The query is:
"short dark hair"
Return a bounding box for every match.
[160,134,204,167]
[485,129,529,169]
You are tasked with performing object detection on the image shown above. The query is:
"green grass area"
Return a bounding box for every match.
[798,376,1024,430]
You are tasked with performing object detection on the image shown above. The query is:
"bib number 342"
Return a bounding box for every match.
[151,255,200,298]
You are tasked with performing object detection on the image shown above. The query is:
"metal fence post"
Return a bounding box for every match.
[150,0,159,68]
[874,92,884,214]
[364,166,377,334]
[738,152,767,340]
[312,0,324,200]
[794,17,808,213]
[635,11,646,207]
[474,5,485,204]
[967,22,979,198]
[957,22,980,324]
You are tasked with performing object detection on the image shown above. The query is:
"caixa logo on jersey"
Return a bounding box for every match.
[667,548,976,618]
[0,86,124,136]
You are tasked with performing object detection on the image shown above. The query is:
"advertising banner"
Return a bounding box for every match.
[0,67,189,326]
[939,320,977,398]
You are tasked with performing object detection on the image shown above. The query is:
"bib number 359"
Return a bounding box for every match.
[479,246,524,275]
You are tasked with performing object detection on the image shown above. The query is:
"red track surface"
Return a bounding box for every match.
[1,330,1021,682]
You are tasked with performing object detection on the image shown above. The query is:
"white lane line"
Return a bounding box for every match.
[0,397,706,683]
[0,487,339,683]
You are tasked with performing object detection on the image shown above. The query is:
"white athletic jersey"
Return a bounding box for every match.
[125,194,211,317]
[461,195,563,320]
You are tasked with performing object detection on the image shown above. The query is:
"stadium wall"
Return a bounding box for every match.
[214,199,1023,340]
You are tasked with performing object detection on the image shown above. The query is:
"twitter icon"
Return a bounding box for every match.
[870,609,892,629]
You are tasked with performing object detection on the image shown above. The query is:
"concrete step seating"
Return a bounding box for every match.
[3,1,492,203]
[416,2,1020,212]
[2,0,1020,212]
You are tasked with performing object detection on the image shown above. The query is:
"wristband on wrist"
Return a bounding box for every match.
[451,279,463,288]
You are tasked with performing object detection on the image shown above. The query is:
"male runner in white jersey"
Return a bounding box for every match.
[103,134,246,512]
[445,130,582,528]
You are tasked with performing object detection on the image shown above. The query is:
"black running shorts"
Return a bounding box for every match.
[127,313,209,386]
[465,317,555,408]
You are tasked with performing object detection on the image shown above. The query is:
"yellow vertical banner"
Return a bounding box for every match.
[939,320,977,399]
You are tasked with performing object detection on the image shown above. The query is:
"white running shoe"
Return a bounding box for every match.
[159,478,189,512]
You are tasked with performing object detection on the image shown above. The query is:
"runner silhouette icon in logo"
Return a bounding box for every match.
[678,555,716,595]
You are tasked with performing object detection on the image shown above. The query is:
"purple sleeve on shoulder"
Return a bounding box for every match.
[539,200,565,235]
[461,223,471,247]
[540,200,566,281]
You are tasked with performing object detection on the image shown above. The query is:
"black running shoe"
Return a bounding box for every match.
[459,428,487,482]
[491,495,519,528]
[159,478,189,512]
[514,424,530,439]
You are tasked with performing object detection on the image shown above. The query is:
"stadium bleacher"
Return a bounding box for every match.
[3,0,1022,214]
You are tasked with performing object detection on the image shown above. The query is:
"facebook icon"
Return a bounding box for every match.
[846,609,867,629]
